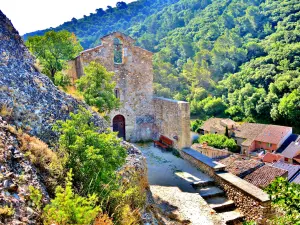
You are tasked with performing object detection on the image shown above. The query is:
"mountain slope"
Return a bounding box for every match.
[23,0,179,49]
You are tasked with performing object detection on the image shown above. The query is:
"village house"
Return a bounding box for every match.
[280,136,300,164]
[200,118,237,135]
[199,119,292,155]
[233,124,292,155]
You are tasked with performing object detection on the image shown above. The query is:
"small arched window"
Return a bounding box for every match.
[114,38,123,64]
[114,88,120,99]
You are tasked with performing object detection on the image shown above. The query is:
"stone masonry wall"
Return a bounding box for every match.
[180,150,271,224]
[154,97,191,150]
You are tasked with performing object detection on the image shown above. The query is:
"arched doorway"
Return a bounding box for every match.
[113,115,126,140]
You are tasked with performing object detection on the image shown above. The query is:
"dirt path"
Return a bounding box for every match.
[137,143,224,225]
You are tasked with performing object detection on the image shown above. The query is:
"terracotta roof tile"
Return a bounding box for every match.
[201,118,236,133]
[219,155,264,178]
[233,123,267,141]
[262,153,283,163]
[255,125,292,144]
[244,165,288,189]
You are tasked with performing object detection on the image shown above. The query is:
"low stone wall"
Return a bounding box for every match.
[192,143,232,159]
[181,149,271,224]
[153,97,191,150]
[215,173,271,223]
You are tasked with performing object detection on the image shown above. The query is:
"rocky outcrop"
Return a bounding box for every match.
[0,10,151,224]
[0,117,48,224]
[0,10,108,143]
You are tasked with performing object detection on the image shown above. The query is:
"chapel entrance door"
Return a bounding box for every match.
[113,115,126,140]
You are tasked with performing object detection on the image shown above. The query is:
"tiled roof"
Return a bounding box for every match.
[281,137,300,159]
[244,165,288,189]
[276,134,299,153]
[201,118,236,133]
[255,125,292,145]
[263,153,283,163]
[291,172,300,184]
[272,161,300,180]
[233,123,267,141]
[219,155,264,178]
[294,155,300,164]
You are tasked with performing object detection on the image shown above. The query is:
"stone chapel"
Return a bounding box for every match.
[67,32,191,150]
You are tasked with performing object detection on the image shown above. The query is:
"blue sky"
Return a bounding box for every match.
[1,0,135,35]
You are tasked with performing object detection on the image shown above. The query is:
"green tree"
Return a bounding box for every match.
[43,170,100,225]
[26,30,83,81]
[76,61,120,114]
[199,134,238,152]
[53,108,127,195]
[265,177,300,225]
[278,90,300,125]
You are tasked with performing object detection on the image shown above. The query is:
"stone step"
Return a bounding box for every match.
[219,210,244,224]
[206,197,236,213]
[192,179,215,188]
[197,186,225,199]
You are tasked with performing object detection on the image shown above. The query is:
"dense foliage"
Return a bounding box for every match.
[23,0,179,49]
[53,108,127,195]
[26,30,83,81]
[198,134,238,152]
[265,177,300,225]
[76,61,120,114]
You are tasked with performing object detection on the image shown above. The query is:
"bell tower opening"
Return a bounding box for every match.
[114,38,123,64]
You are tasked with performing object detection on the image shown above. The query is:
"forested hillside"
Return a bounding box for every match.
[24,0,300,128]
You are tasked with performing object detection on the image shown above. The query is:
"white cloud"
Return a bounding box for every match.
[1,0,135,35]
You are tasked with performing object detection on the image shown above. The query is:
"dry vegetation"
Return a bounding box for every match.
[8,125,66,194]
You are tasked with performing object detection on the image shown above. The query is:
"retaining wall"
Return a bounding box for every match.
[181,149,271,224]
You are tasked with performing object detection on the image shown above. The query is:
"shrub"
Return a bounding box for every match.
[0,206,14,219]
[17,130,66,194]
[94,214,114,225]
[54,71,71,89]
[199,134,238,152]
[106,175,145,225]
[53,108,127,195]
[43,170,100,225]
[190,119,203,133]
[76,61,120,114]
[265,177,300,224]
[29,186,43,211]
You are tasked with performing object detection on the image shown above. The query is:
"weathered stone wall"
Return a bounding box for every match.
[180,150,271,224]
[72,32,155,142]
[214,173,271,223]
[154,97,191,150]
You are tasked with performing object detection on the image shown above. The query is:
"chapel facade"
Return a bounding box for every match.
[67,32,191,150]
